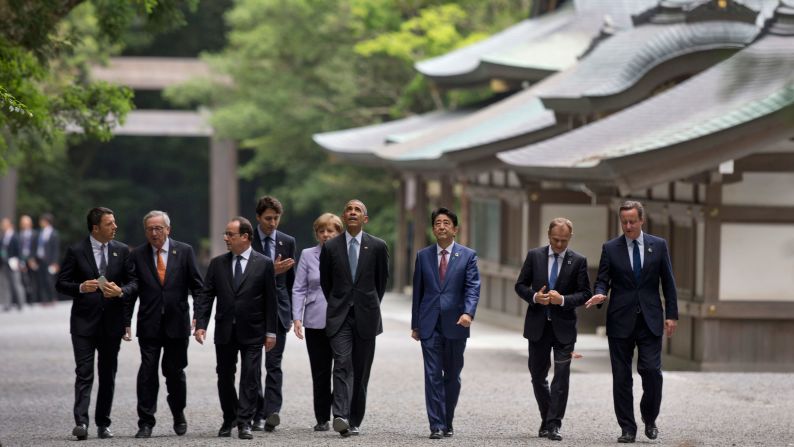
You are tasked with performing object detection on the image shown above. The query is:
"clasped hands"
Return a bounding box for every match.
[81,279,123,298]
[535,286,563,306]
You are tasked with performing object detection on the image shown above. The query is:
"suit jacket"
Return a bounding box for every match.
[514,246,591,344]
[194,249,278,345]
[292,245,327,329]
[128,238,205,339]
[1,231,20,264]
[320,232,389,339]
[252,228,296,332]
[411,243,480,340]
[36,227,60,265]
[56,237,137,337]
[594,233,678,338]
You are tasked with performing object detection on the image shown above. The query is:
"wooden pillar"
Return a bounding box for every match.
[459,179,470,246]
[393,177,408,292]
[411,176,429,281]
[210,138,238,257]
[527,189,541,250]
[0,167,18,220]
[440,175,454,209]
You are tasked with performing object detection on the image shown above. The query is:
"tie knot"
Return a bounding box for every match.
[633,239,639,247]
[350,238,358,246]
[553,252,559,259]
[441,249,448,256]
[236,255,243,261]
[100,243,106,249]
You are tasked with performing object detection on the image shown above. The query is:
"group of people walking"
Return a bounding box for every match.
[54,196,677,444]
[0,213,60,310]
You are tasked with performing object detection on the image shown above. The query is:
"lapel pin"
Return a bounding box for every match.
[454,252,460,257]
[648,247,653,253]
[567,260,572,265]
[112,252,118,257]
[172,250,177,255]
[278,241,283,246]
[364,246,369,250]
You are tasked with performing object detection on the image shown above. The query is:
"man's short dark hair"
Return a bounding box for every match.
[431,207,458,227]
[86,207,113,233]
[40,213,54,225]
[256,196,283,216]
[619,200,645,220]
[233,216,254,240]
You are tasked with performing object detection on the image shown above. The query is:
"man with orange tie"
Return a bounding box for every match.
[128,211,205,438]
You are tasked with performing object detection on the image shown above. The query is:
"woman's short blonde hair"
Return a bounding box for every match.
[313,213,343,239]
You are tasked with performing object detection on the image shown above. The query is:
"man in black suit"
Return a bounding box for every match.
[250,196,296,432]
[194,216,278,440]
[34,213,60,304]
[56,207,137,441]
[320,199,389,437]
[515,218,591,442]
[18,214,37,304]
[586,201,678,443]
[129,211,205,438]
[1,218,27,310]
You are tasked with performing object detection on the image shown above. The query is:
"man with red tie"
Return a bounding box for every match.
[411,207,480,439]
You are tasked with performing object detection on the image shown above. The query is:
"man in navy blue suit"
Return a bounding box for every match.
[585,201,678,444]
[411,207,480,439]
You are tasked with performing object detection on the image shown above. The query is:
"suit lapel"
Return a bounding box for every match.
[640,235,654,280]
[106,240,122,278]
[616,237,636,285]
[164,242,178,286]
[82,238,100,278]
[223,252,235,291]
[144,244,159,285]
[555,250,573,287]
[235,251,256,291]
[540,247,550,287]
[440,244,461,289]
[354,233,371,284]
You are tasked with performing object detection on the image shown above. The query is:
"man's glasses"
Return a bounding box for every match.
[145,226,166,233]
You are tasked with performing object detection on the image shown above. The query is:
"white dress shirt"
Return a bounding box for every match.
[625,231,645,270]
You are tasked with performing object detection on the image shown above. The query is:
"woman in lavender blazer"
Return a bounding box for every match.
[292,213,343,431]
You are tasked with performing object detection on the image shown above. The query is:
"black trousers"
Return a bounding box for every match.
[136,335,189,427]
[71,334,122,428]
[215,332,263,427]
[528,321,574,430]
[255,330,286,420]
[306,327,333,424]
[608,315,663,434]
[35,263,57,303]
[329,307,376,428]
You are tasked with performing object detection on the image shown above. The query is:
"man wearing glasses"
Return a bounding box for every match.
[128,211,205,438]
[194,217,278,439]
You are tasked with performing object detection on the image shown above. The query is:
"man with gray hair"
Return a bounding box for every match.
[128,210,205,438]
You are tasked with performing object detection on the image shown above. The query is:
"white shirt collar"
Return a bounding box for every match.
[236,245,253,261]
[89,235,107,249]
[345,231,362,245]
[625,231,644,247]
[258,226,275,243]
[547,246,567,259]
[152,238,170,255]
[437,241,455,255]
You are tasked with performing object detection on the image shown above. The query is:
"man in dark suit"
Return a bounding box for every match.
[56,207,137,441]
[411,207,480,439]
[18,214,37,304]
[585,201,678,443]
[194,216,278,440]
[320,199,389,437]
[1,218,27,310]
[34,213,60,304]
[250,196,296,432]
[515,218,591,442]
[129,211,204,438]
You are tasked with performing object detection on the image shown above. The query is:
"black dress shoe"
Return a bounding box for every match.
[548,425,562,441]
[135,425,153,438]
[538,424,549,438]
[252,419,265,431]
[97,426,113,439]
[350,426,360,436]
[333,417,351,437]
[443,425,454,438]
[314,421,330,431]
[265,412,280,432]
[72,424,88,441]
[429,430,443,439]
[238,424,253,440]
[173,412,187,436]
[645,422,658,440]
[218,423,232,437]
[618,430,636,443]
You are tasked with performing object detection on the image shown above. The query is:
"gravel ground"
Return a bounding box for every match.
[1,293,793,447]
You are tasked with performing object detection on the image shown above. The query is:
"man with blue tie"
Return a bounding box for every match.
[514,218,591,442]
[411,207,480,439]
[586,201,678,443]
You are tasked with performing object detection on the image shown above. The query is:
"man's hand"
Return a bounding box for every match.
[122,327,132,342]
[534,285,550,306]
[264,336,277,352]
[293,320,304,340]
[411,329,420,341]
[585,294,607,308]
[456,313,472,328]
[194,328,206,345]
[548,290,563,305]
[665,319,677,338]
[81,279,99,293]
[273,255,295,275]
[101,281,122,298]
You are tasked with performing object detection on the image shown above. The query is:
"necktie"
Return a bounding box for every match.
[99,244,107,276]
[264,236,273,259]
[348,238,358,280]
[632,239,642,283]
[549,253,559,290]
[439,249,449,283]
[156,249,166,285]
[234,255,243,288]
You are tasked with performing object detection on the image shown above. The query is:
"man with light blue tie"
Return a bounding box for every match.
[586,201,678,444]
[515,218,591,442]
[411,207,480,440]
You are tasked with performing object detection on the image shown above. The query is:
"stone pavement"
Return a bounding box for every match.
[1,293,793,446]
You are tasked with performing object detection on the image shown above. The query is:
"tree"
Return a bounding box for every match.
[165,0,528,248]
[0,0,197,170]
